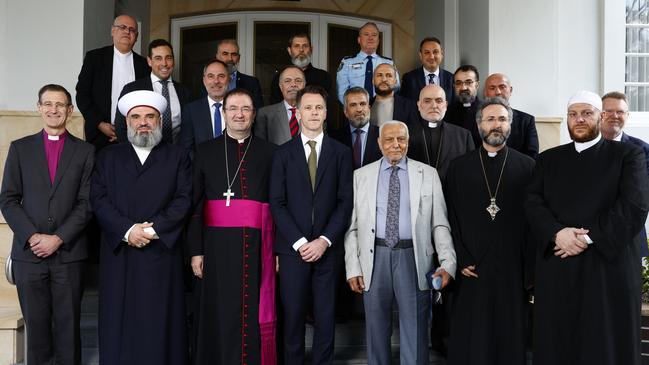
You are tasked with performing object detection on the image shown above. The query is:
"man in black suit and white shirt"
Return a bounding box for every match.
[216,38,264,108]
[0,84,94,364]
[75,14,150,151]
[400,37,455,106]
[115,39,191,144]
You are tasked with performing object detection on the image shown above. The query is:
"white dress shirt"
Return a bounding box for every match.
[151,74,181,138]
[111,47,135,124]
[423,67,440,85]
[208,96,226,136]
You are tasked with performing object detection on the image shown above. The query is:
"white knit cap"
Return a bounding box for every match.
[567,90,602,111]
[118,90,167,116]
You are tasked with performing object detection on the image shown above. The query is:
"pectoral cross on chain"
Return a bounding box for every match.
[223,189,235,207]
[486,198,500,220]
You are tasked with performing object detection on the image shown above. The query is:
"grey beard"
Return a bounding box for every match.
[479,128,510,147]
[226,62,238,74]
[349,116,370,129]
[127,123,163,148]
[291,54,311,69]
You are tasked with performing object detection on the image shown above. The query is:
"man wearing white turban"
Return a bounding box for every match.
[525,90,649,365]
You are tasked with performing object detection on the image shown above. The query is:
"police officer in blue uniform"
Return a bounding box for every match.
[336,22,395,104]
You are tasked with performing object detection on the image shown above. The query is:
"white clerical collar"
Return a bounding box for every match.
[48,134,60,141]
[613,132,623,142]
[113,46,132,58]
[428,121,438,128]
[132,144,153,164]
[151,73,173,84]
[574,134,602,153]
[226,131,249,143]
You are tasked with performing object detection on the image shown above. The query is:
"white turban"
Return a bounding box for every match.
[118,90,167,117]
[567,90,602,111]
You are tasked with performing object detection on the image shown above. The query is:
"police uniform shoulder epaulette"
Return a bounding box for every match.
[342,55,355,60]
[380,55,393,61]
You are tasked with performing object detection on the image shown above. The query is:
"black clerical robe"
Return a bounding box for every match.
[446,147,535,365]
[525,139,649,365]
[446,100,481,148]
[90,142,192,365]
[188,135,276,365]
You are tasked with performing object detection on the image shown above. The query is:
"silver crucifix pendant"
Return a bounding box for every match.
[223,189,235,207]
[486,198,500,220]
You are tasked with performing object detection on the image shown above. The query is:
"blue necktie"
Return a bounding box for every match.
[428,73,437,85]
[364,55,374,97]
[229,73,236,91]
[213,102,222,138]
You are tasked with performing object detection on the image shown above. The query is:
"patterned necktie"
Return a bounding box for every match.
[364,55,374,97]
[228,73,236,91]
[428,73,436,85]
[160,80,173,143]
[385,165,400,247]
[289,107,299,137]
[352,129,363,169]
[307,140,317,191]
[213,102,222,138]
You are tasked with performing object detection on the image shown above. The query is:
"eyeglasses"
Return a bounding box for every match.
[603,110,628,117]
[481,116,509,123]
[40,102,69,110]
[225,106,253,114]
[567,110,596,119]
[113,24,138,35]
[454,79,475,87]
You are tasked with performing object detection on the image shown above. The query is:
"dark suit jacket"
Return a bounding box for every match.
[75,45,150,150]
[235,71,264,108]
[507,108,539,159]
[179,97,214,155]
[115,76,191,143]
[270,64,333,104]
[269,136,353,256]
[328,123,382,168]
[407,119,475,183]
[621,132,649,257]
[400,66,455,105]
[392,94,420,126]
[0,131,94,263]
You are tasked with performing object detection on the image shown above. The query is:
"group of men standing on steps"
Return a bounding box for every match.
[2,12,649,365]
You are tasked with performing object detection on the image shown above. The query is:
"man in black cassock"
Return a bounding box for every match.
[91,90,192,365]
[525,90,649,365]
[445,97,535,365]
[188,88,277,365]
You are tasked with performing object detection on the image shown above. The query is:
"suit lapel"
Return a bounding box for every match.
[367,160,381,230]
[407,159,423,231]
[417,68,426,91]
[291,137,312,189]
[363,126,378,165]
[50,135,78,196]
[277,102,292,142]
[200,99,214,138]
[314,137,333,192]
[32,133,51,188]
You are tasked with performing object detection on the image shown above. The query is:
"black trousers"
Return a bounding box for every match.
[14,255,83,365]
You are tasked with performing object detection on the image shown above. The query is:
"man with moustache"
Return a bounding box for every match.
[76,14,150,151]
[270,33,332,104]
[344,120,456,365]
[91,90,192,365]
[370,63,418,127]
[483,73,539,158]
[525,91,649,365]
[329,87,382,169]
[255,66,306,145]
[445,97,535,365]
[215,38,264,108]
[114,39,191,144]
[189,88,277,364]
[407,84,474,183]
[401,37,455,105]
[1,84,94,365]
[601,91,649,257]
[337,22,395,103]
[180,59,230,154]
[445,65,482,147]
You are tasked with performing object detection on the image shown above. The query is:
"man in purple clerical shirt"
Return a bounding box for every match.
[0,84,94,364]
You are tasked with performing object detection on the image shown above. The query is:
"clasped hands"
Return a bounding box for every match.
[28,233,63,258]
[553,227,589,258]
[298,237,328,263]
[127,222,155,248]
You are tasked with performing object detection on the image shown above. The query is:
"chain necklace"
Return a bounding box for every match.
[478,146,509,220]
[223,134,252,206]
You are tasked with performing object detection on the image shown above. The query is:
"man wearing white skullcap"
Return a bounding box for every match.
[525,90,649,365]
[90,89,192,364]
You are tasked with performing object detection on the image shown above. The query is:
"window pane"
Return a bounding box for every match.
[627,0,649,24]
[626,55,649,83]
[626,85,649,111]
[181,24,237,98]
[626,27,649,52]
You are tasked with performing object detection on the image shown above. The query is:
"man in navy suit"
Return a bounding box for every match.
[329,87,382,169]
[115,39,191,144]
[1,84,94,364]
[216,38,264,108]
[370,63,419,127]
[179,59,230,154]
[400,37,455,106]
[483,73,539,158]
[76,14,150,151]
[601,91,649,257]
[269,85,353,364]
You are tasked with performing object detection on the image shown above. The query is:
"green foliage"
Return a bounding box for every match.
[644,240,649,299]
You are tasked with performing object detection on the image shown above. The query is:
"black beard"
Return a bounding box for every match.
[374,86,394,97]
[457,91,475,104]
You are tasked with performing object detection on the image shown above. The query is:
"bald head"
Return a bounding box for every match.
[417,84,448,123]
[111,15,138,53]
[484,73,513,101]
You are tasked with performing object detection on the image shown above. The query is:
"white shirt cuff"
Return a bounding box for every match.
[292,237,308,251]
[582,234,593,245]
[320,235,332,247]
[123,224,136,242]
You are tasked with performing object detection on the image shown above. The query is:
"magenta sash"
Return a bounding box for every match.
[203,199,276,365]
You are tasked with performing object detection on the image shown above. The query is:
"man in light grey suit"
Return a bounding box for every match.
[254,65,305,145]
[344,120,456,365]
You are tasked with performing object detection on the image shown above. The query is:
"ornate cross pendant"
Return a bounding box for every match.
[486,197,500,221]
[223,189,235,207]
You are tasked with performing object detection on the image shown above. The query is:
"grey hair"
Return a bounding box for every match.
[379,120,409,139]
[475,97,513,125]
[343,87,370,107]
